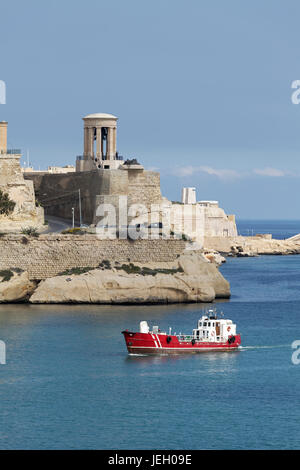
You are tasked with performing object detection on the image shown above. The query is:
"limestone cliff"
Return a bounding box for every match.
[29,251,230,304]
[0,270,35,303]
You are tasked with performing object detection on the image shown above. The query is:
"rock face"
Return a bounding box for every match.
[0,154,44,232]
[0,270,35,303]
[203,250,226,265]
[204,235,300,257]
[29,251,230,304]
[231,238,300,256]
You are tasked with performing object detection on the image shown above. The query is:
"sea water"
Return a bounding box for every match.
[0,221,299,449]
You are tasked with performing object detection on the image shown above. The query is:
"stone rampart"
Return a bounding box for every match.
[0,235,186,280]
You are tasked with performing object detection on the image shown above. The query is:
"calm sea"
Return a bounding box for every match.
[0,220,299,449]
[236,219,300,239]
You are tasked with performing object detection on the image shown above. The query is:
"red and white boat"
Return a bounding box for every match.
[122,309,241,354]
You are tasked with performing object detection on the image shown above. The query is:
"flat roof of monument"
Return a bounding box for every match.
[83,113,118,119]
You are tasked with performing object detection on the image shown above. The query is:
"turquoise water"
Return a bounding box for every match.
[0,222,300,449]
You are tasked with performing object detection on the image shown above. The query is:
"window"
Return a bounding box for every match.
[203,322,207,327]
[208,322,211,327]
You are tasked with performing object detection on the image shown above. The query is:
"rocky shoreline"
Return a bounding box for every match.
[0,251,230,304]
[1,236,300,305]
[204,235,300,257]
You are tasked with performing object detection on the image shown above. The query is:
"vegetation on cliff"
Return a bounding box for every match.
[21,227,39,237]
[115,263,184,276]
[0,190,15,216]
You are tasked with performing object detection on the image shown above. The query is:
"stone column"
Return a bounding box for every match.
[84,126,89,158]
[87,127,93,158]
[92,127,95,158]
[96,127,102,159]
[0,121,8,154]
[113,127,117,157]
[108,127,115,160]
[107,127,111,160]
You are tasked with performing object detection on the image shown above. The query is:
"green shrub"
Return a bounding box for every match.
[12,267,24,274]
[99,259,111,270]
[58,266,95,276]
[0,190,16,215]
[21,227,39,237]
[0,270,14,282]
[115,263,141,274]
[115,263,184,276]
[61,228,84,235]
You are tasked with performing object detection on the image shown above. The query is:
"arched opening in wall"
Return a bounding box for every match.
[102,128,108,160]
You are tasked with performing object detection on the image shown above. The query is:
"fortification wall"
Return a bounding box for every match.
[25,170,110,223]
[203,236,235,253]
[127,170,162,207]
[0,235,186,280]
[24,168,162,225]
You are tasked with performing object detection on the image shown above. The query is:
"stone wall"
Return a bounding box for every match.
[25,167,162,225]
[203,236,236,253]
[0,235,186,280]
[127,169,162,207]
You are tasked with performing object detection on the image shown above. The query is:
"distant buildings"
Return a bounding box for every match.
[182,187,196,204]
[22,165,75,174]
[18,112,237,243]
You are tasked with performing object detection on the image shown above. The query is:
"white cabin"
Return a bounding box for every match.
[192,310,236,342]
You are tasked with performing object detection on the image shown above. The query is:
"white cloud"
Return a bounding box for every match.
[173,165,241,181]
[173,164,297,181]
[253,167,287,177]
[174,166,196,177]
[199,166,241,180]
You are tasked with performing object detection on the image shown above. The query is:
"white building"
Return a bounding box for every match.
[181,187,196,204]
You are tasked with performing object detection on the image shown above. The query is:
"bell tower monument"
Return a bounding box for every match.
[76,113,123,171]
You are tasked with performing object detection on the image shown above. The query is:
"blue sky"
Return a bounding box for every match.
[1,0,300,219]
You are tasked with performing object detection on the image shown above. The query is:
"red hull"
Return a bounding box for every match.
[122,331,241,354]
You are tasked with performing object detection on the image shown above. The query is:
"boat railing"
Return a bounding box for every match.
[177,335,193,342]
[177,334,227,343]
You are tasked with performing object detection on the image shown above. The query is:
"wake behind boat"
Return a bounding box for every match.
[122,309,241,354]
